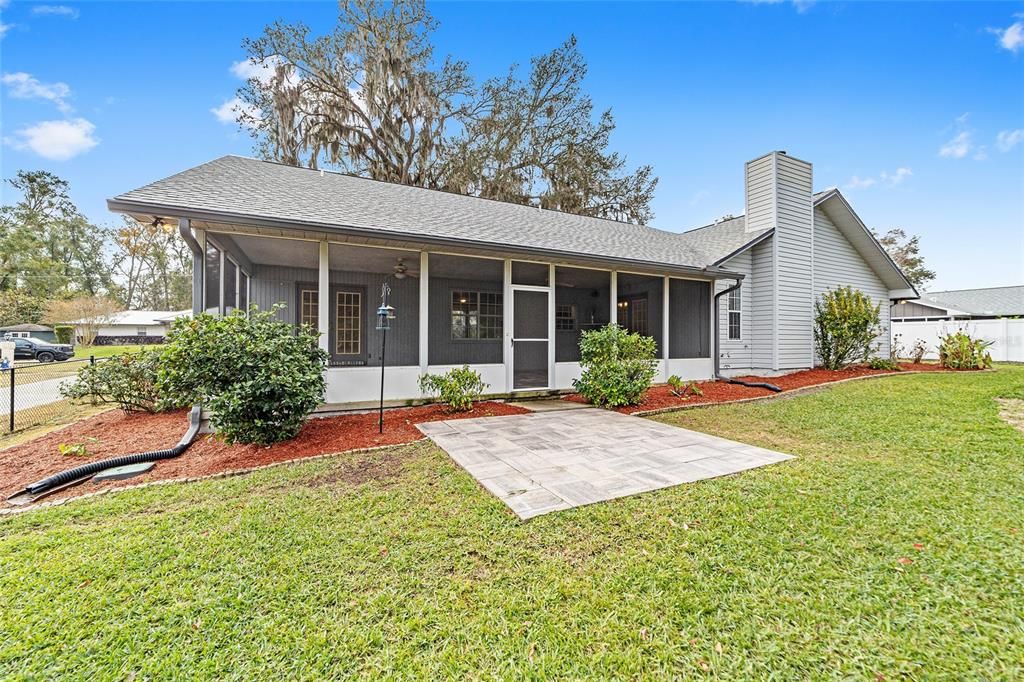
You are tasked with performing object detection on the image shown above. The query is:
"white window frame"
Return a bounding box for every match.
[727,288,741,341]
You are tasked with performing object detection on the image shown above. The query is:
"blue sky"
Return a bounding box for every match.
[1,0,1022,291]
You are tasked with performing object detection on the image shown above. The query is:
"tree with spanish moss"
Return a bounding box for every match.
[234,0,657,223]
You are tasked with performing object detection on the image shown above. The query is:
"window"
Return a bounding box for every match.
[300,289,318,330]
[555,304,576,331]
[451,291,502,339]
[136,327,148,337]
[727,288,741,340]
[335,291,361,355]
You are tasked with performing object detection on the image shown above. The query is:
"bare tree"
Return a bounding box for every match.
[44,296,121,346]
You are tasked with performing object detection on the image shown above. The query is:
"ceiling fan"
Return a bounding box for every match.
[392,257,419,279]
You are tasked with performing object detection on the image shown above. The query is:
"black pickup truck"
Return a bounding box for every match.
[8,337,76,363]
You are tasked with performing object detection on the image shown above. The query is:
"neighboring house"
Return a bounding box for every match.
[0,323,57,343]
[107,151,916,405]
[74,310,191,345]
[891,286,1023,321]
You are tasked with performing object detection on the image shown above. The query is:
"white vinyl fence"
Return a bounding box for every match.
[891,319,1024,363]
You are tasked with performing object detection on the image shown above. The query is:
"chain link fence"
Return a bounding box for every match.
[1,357,105,433]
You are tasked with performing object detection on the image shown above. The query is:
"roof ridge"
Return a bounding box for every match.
[927,285,1023,294]
[218,154,672,232]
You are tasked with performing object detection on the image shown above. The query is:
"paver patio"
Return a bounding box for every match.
[417,408,795,519]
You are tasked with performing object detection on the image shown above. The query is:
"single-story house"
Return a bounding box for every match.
[74,310,191,345]
[891,285,1023,321]
[0,323,57,342]
[107,150,917,406]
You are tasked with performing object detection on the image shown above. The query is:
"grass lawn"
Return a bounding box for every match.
[1,367,1022,678]
[73,344,155,360]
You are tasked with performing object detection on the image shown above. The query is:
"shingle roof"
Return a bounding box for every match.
[921,286,1024,316]
[672,216,771,265]
[110,155,727,274]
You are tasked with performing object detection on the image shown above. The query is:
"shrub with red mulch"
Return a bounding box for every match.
[0,401,528,503]
[565,362,955,414]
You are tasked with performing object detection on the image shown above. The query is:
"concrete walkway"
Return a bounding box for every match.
[418,408,794,519]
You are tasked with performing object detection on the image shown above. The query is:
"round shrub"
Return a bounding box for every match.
[573,324,658,407]
[158,309,327,445]
[418,365,487,412]
[813,286,882,370]
[61,351,163,413]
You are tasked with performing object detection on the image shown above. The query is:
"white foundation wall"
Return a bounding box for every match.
[324,366,423,404]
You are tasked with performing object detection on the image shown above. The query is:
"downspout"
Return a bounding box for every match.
[713,278,782,392]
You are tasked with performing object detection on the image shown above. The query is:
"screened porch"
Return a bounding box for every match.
[197,228,715,406]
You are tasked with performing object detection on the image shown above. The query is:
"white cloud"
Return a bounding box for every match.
[211,96,259,127]
[687,189,710,207]
[1,71,73,113]
[32,5,80,18]
[845,175,877,190]
[0,23,12,39]
[988,16,1024,53]
[846,167,913,190]
[939,130,972,159]
[741,0,814,11]
[230,56,296,86]
[5,118,98,160]
[996,129,1024,152]
[880,167,912,185]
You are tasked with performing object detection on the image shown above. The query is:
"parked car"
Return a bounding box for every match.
[10,337,75,363]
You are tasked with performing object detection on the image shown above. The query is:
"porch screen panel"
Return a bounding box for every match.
[224,260,237,312]
[239,273,248,312]
[616,273,663,355]
[428,254,504,366]
[555,267,611,362]
[669,279,711,358]
[204,242,221,313]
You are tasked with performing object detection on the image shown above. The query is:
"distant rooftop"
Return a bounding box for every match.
[921,286,1024,316]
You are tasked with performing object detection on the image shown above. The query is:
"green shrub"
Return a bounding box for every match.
[667,374,703,399]
[867,357,901,371]
[61,351,163,413]
[419,365,487,412]
[573,324,658,407]
[938,331,993,370]
[53,325,74,345]
[813,286,882,370]
[158,309,327,445]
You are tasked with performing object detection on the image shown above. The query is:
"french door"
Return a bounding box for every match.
[511,288,550,390]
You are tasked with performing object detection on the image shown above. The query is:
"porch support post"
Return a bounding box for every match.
[662,275,670,380]
[318,241,330,357]
[503,259,512,392]
[548,263,556,389]
[418,251,429,378]
[609,271,618,324]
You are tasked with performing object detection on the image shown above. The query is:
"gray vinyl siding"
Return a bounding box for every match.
[812,208,891,358]
[891,301,949,319]
[773,155,814,369]
[715,250,752,370]
[745,154,775,232]
[749,237,775,369]
[250,264,420,366]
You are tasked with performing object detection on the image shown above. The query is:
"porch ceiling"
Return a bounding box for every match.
[226,233,418,274]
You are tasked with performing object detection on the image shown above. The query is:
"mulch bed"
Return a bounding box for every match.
[0,401,528,504]
[565,362,959,415]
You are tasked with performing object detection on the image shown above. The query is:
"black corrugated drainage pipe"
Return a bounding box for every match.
[6,405,202,506]
[713,279,782,393]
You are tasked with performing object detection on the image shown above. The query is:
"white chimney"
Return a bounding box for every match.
[743,151,815,370]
